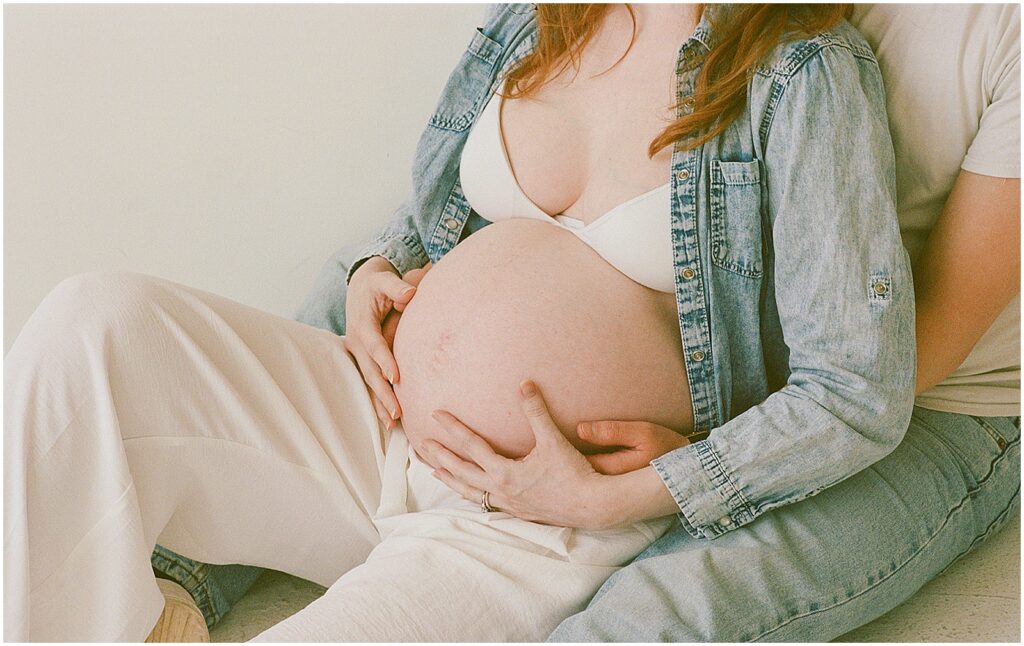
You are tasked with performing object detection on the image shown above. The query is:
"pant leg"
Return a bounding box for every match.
[147,240,362,626]
[4,271,390,642]
[249,433,675,642]
[150,546,265,629]
[548,407,1021,642]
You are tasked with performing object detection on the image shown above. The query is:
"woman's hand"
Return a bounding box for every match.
[423,380,682,527]
[345,257,432,430]
[380,263,432,349]
[423,380,613,529]
[576,420,691,475]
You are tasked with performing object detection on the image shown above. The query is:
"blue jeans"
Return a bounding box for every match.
[548,407,1020,641]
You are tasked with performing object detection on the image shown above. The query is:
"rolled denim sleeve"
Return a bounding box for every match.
[345,198,431,285]
[651,44,916,539]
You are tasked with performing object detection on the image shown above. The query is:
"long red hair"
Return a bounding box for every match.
[501,4,852,156]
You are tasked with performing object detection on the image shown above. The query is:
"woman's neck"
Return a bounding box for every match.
[589,4,703,68]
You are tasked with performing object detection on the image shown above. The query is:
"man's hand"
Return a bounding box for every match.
[577,420,691,475]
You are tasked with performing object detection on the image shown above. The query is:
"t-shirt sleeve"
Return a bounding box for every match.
[962,31,1021,178]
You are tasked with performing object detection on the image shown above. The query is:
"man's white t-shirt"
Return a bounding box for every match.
[851,4,1021,416]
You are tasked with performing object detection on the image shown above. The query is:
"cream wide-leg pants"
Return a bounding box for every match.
[5,271,673,642]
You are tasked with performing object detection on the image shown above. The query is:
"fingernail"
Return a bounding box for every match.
[400,287,415,297]
[385,370,394,384]
[578,421,592,435]
[519,379,536,397]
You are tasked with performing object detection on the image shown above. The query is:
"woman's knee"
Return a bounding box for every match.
[36,271,169,335]
[7,271,176,370]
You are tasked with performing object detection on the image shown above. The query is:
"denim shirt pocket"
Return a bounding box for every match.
[427,28,504,132]
[709,159,764,278]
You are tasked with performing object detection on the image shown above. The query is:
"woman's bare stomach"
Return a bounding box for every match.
[392,218,693,458]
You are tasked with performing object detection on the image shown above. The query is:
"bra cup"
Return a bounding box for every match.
[460,91,676,294]
[577,194,676,293]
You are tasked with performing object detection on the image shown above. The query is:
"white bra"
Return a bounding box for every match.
[458,90,676,293]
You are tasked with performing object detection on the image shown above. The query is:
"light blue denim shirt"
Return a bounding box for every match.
[345,4,916,540]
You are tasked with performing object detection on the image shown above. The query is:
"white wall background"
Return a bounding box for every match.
[5,3,486,353]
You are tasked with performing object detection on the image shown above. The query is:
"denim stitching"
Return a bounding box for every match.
[936,486,1020,579]
[971,415,1013,449]
[747,434,1020,641]
[709,160,765,279]
[427,180,467,256]
[466,29,502,67]
[695,441,757,525]
[914,413,998,486]
[655,432,1019,641]
[151,551,220,628]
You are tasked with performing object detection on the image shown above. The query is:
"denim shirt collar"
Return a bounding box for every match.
[689,10,716,53]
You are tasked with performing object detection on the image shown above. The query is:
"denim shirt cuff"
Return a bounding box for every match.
[345,233,430,285]
[650,440,758,539]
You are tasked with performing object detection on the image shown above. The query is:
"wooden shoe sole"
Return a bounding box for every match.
[145,578,211,643]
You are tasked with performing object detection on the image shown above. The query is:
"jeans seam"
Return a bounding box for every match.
[743,435,1019,642]
[937,484,1021,578]
[971,415,1014,448]
[151,550,220,626]
[914,413,1003,485]
[194,583,221,628]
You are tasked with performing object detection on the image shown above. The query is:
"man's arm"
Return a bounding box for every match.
[913,170,1021,394]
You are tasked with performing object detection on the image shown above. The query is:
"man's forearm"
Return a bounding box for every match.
[594,467,680,528]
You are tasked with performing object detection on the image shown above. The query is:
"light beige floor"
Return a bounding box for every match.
[210,513,1020,642]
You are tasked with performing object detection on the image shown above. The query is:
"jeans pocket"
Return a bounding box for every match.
[970,415,1019,455]
[709,159,764,278]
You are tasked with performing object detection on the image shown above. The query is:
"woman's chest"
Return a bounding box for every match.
[499,35,680,223]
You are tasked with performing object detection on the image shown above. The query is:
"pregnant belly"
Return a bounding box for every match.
[392,218,693,458]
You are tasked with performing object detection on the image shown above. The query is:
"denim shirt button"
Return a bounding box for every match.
[691,350,706,362]
[682,96,696,111]
[873,280,889,295]
[676,169,691,181]
[680,267,697,280]
[443,217,460,231]
[719,516,733,527]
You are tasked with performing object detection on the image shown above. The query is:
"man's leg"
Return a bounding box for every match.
[150,548,265,629]
[149,241,362,627]
[548,408,1020,642]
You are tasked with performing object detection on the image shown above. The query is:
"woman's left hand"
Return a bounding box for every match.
[422,379,613,529]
